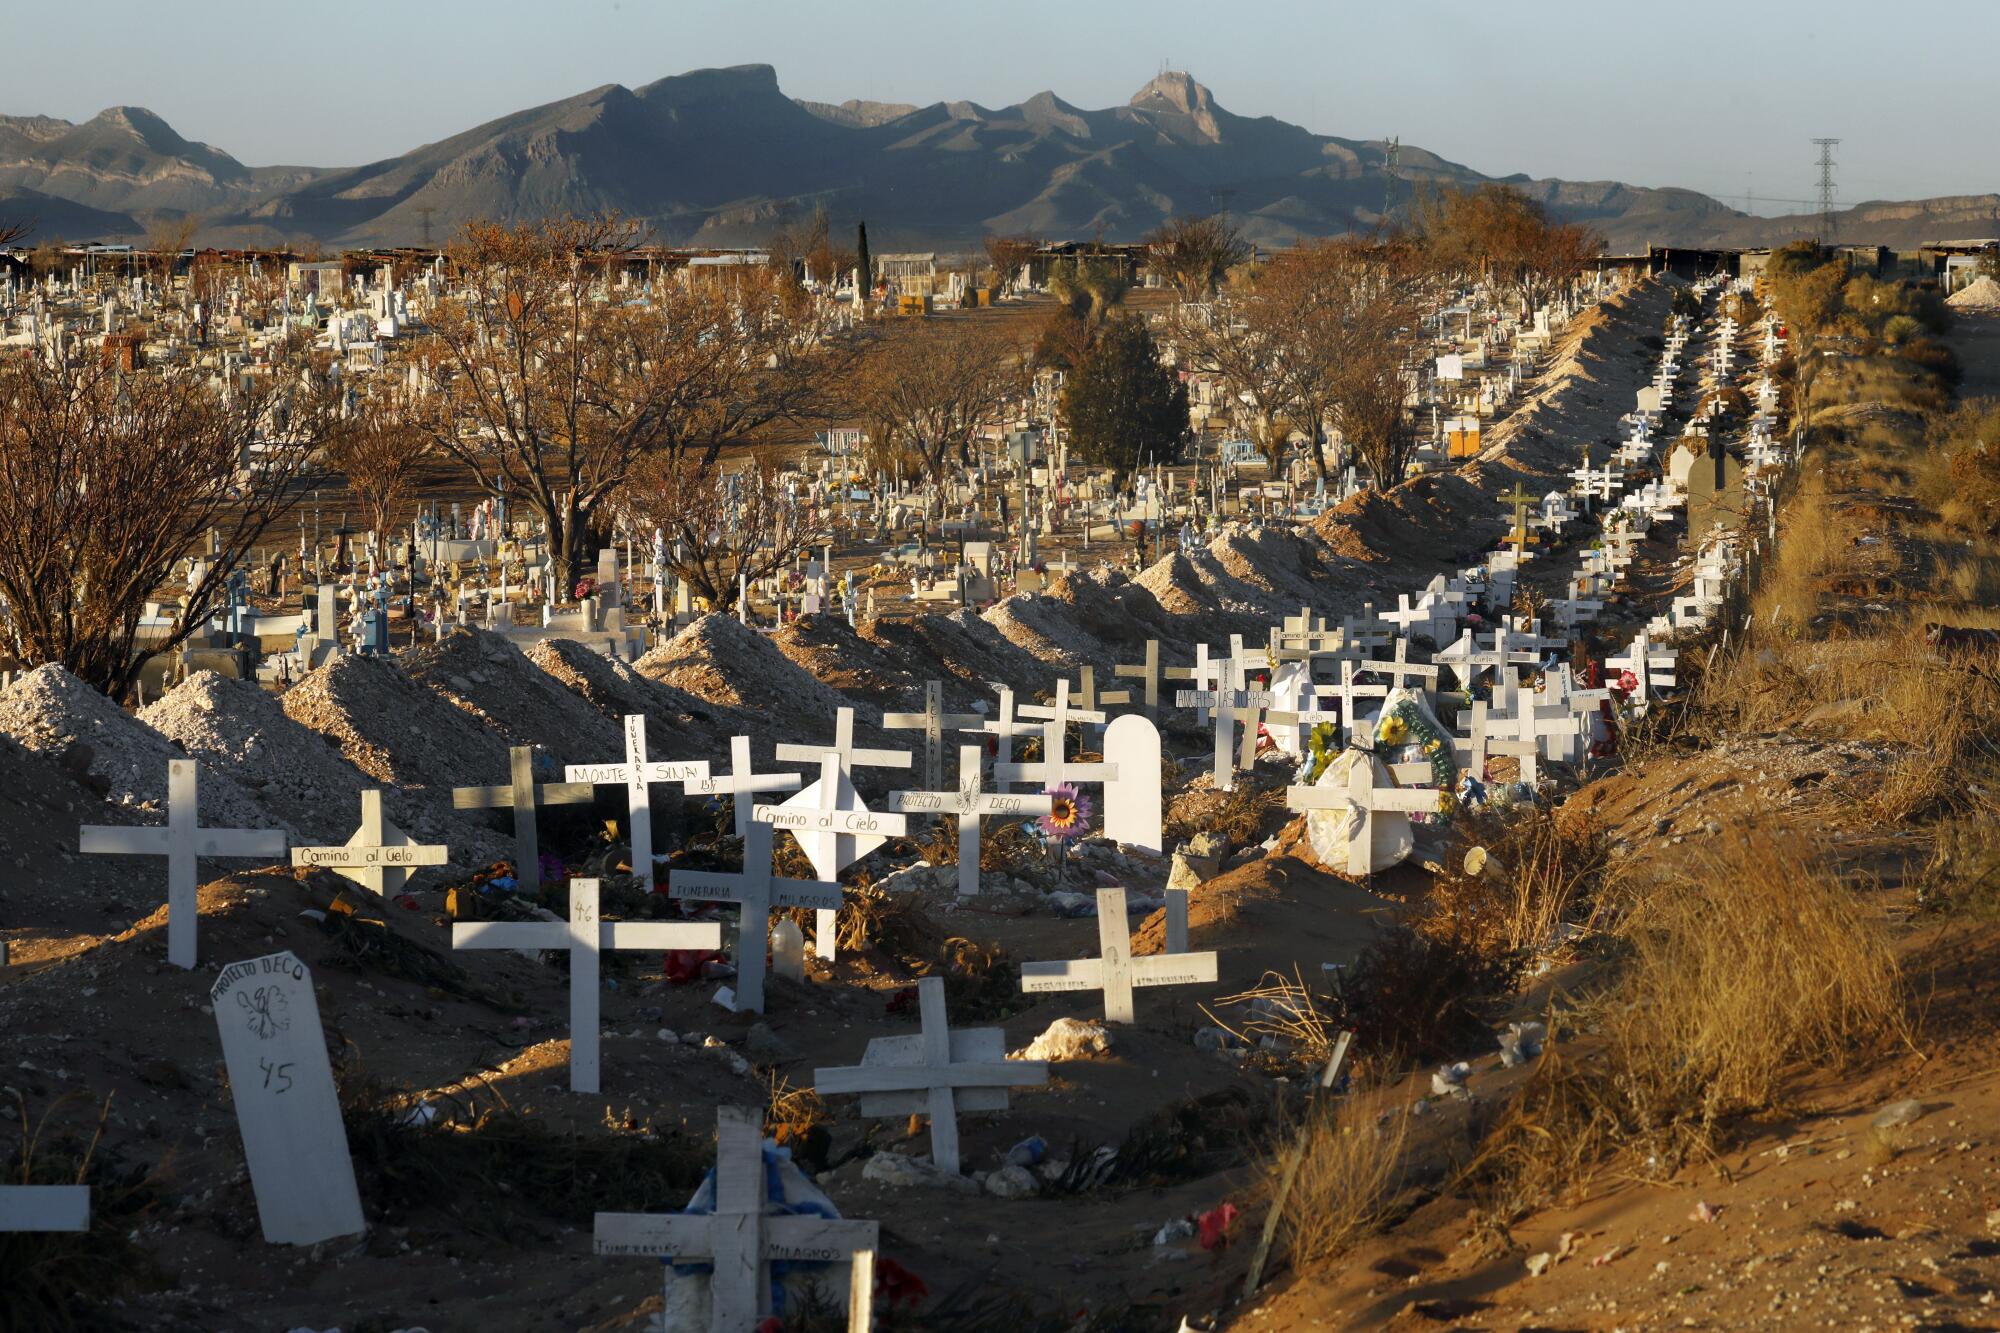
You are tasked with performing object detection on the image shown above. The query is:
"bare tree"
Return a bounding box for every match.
[408,216,848,589]
[614,453,832,609]
[145,214,201,295]
[983,233,1038,295]
[1147,214,1251,302]
[0,219,30,248]
[0,351,336,700]
[852,318,1024,481]
[326,410,430,545]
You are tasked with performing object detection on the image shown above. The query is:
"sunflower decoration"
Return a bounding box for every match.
[1038,784,1092,844]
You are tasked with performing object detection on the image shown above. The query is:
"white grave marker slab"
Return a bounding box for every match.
[210,951,366,1245]
[1101,713,1164,855]
[0,1186,89,1232]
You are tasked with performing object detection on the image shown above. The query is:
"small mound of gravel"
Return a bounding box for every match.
[283,651,511,793]
[525,638,743,757]
[0,664,289,834]
[142,671,509,868]
[406,628,622,767]
[636,613,867,737]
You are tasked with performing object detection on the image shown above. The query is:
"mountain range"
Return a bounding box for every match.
[2,66,1993,254]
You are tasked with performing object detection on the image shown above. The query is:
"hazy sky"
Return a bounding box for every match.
[7,0,1993,214]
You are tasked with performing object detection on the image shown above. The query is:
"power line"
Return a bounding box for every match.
[1816,139,1840,245]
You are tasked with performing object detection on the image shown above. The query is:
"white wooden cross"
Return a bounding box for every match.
[670,822,842,1014]
[1453,700,1540,783]
[687,735,803,838]
[1285,754,1444,876]
[1020,887,1218,1024]
[1338,604,1392,653]
[452,746,594,895]
[886,746,1052,897]
[565,714,710,886]
[0,1184,88,1233]
[1374,637,1441,694]
[79,759,287,969]
[813,975,1049,1174]
[883,681,983,792]
[1163,644,1220,723]
[1606,628,1677,713]
[771,709,911,953]
[289,788,447,896]
[1071,663,1132,713]
[451,877,721,1092]
[1173,669,1274,793]
[1336,659,1391,748]
[963,686,1041,791]
[1112,639,1164,712]
[763,752,907,961]
[994,684,1120,792]
[594,1106,879,1333]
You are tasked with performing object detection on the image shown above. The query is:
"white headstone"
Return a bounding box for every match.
[210,951,366,1245]
[1101,714,1163,854]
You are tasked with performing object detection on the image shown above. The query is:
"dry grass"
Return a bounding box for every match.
[1463,831,1909,1216]
[1257,1093,1411,1274]
[1424,806,1612,959]
[1203,966,1340,1068]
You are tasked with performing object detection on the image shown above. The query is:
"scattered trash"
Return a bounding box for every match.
[1871,1098,1924,1130]
[1004,1136,1047,1167]
[1010,1017,1111,1062]
[982,1164,1038,1199]
[1154,1217,1196,1246]
[1498,1020,1547,1068]
[1430,1062,1472,1097]
[1196,1202,1239,1251]
[1690,1200,1720,1224]
[1525,1252,1553,1277]
[1590,1244,1630,1268]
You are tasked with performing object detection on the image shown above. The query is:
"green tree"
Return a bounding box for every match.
[1057,316,1188,479]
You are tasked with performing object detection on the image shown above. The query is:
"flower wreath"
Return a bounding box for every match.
[1375,697,1458,816]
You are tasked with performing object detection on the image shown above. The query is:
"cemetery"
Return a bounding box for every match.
[3,179,1997,1331]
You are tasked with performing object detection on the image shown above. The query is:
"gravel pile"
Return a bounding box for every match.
[774,615,915,709]
[859,608,1048,700]
[0,665,288,834]
[636,614,869,739]
[283,651,511,793]
[141,671,509,868]
[524,638,744,757]
[406,629,622,767]
[1948,276,2000,312]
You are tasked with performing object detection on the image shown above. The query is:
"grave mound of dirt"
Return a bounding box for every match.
[859,608,1048,698]
[636,613,867,738]
[406,628,621,766]
[773,614,912,708]
[140,671,507,868]
[524,639,743,745]
[1135,550,1230,619]
[0,664,285,834]
[283,651,510,793]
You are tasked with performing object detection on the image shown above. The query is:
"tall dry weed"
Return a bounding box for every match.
[1463,831,1907,1216]
[1257,1095,1411,1274]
